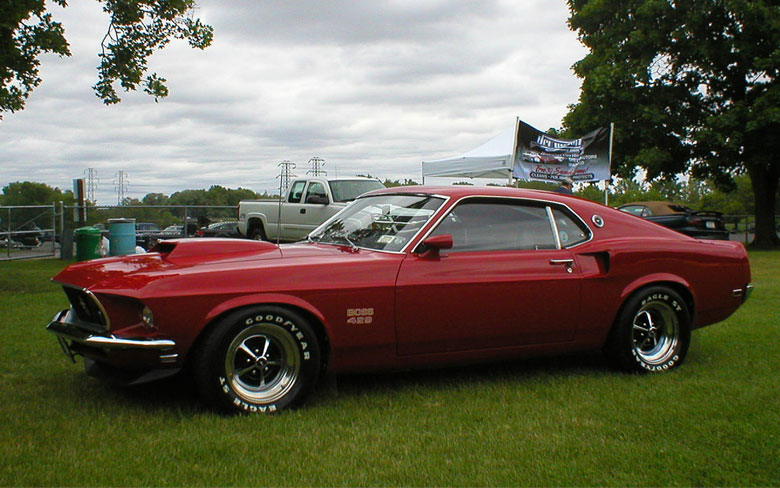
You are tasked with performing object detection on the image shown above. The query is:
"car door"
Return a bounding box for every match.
[395,197,586,355]
[279,181,332,240]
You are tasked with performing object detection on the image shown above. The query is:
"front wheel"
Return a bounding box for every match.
[192,306,321,413]
[605,286,690,373]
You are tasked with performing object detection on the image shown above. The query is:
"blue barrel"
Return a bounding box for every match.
[108,218,136,256]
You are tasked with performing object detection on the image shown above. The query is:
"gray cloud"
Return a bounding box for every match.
[1,0,586,203]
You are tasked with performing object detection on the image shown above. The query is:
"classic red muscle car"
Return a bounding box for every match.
[46,186,752,413]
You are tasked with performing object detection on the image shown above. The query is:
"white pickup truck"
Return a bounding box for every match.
[237,176,385,241]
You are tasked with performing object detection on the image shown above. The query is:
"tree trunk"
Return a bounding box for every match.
[746,163,780,249]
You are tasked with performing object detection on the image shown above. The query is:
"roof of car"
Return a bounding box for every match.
[619,201,692,215]
[291,176,381,182]
[365,185,578,202]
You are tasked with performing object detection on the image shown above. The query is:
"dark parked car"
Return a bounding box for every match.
[0,223,43,247]
[197,221,241,238]
[135,223,162,248]
[618,201,729,240]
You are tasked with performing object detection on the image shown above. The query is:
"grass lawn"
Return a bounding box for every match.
[0,253,777,486]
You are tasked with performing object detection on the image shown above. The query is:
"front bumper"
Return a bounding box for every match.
[46,309,178,363]
[732,284,754,303]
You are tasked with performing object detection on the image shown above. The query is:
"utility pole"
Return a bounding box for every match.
[114,171,128,205]
[307,156,326,176]
[84,168,98,204]
[277,160,297,194]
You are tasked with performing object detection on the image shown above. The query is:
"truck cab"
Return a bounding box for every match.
[238,176,384,242]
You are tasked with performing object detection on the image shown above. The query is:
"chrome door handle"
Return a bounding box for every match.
[549,258,574,273]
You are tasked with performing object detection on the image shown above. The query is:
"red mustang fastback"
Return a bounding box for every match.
[47,186,752,413]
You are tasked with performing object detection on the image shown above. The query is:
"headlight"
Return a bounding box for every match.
[140,306,155,330]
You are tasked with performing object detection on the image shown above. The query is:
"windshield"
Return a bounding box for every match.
[329,180,385,202]
[309,194,444,252]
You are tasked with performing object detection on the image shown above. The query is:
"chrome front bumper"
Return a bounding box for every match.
[732,284,754,302]
[46,309,177,363]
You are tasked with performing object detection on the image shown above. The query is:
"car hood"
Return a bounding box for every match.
[51,238,384,294]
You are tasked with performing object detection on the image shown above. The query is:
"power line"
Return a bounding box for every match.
[277,160,297,194]
[307,156,326,177]
[113,171,128,205]
[84,168,99,204]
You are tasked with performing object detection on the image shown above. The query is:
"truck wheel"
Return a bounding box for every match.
[604,286,690,373]
[249,226,267,241]
[192,306,321,413]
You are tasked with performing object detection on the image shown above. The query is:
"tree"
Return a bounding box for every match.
[381,178,420,188]
[0,181,75,206]
[565,0,779,247]
[1,181,76,229]
[1,0,213,118]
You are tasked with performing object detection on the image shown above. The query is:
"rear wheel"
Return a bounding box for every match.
[605,286,690,373]
[248,225,267,241]
[192,306,321,413]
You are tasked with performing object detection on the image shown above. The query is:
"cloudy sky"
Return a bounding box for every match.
[1,0,587,204]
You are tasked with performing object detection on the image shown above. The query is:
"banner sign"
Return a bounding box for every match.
[512,121,611,183]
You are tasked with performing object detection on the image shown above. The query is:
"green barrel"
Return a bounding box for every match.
[74,226,102,261]
[108,218,136,256]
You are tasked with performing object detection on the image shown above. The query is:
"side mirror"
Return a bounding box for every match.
[306,195,329,205]
[415,234,453,258]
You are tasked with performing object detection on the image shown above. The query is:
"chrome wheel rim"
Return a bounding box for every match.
[225,324,300,404]
[632,301,679,365]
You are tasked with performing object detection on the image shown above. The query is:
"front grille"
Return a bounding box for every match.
[63,286,108,328]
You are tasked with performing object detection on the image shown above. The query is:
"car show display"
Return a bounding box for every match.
[46,186,751,413]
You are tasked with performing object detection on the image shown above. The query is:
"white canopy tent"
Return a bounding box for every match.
[421,120,518,183]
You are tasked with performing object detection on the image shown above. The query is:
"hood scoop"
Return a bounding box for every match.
[152,238,280,263]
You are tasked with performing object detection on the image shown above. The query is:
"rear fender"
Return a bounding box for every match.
[620,273,692,303]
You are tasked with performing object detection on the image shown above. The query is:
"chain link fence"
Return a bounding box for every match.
[0,204,777,262]
[1,203,244,261]
[0,205,57,261]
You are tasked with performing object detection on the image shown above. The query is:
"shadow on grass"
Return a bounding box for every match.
[312,350,612,406]
[50,350,612,415]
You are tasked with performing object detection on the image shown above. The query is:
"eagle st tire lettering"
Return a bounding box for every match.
[193,305,321,414]
[605,286,691,374]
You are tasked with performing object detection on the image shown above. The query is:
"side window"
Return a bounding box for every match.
[288,181,306,203]
[620,205,645,216]
[429,200,557,252]
[305,182,328,203]
[551,208,590,247]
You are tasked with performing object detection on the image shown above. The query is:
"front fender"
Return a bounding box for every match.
[202,292,332,339]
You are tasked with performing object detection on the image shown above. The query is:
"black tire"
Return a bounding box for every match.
[192,306,321,413]
[604,286,691,373]
[248,225,267,241]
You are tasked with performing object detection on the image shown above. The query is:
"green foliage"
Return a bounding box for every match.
[93,0,213,105]
[516,180,558,191]
[565,0,780,246]
[381,178,420,188]
[0,0,70,117]
[0,1,213,117]
[0,181,75,206]
[575,175,760,215]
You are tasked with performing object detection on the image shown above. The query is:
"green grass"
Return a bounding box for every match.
[1,254,778,486]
